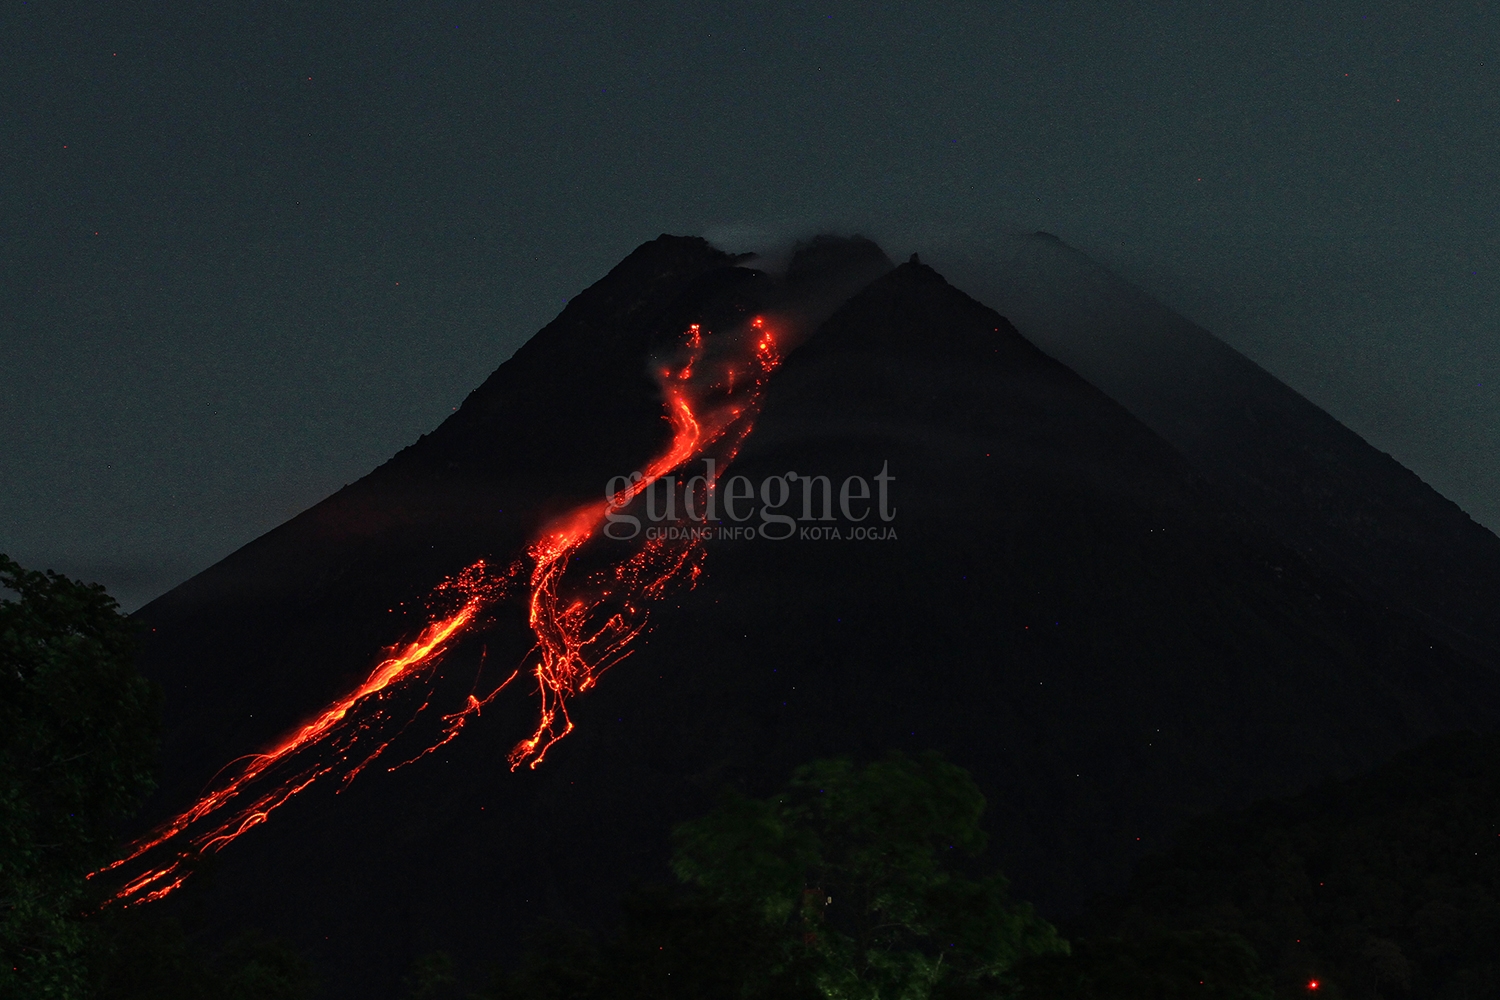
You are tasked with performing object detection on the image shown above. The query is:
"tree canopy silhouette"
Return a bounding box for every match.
[492,751,1068,1000]
[0,555,158,999]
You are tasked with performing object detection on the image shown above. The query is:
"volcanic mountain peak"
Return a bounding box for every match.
[132,233,891,806]
[123,234,1500,997]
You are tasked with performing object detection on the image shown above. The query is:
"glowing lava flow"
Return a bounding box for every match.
[508,318,781,769]
[96,563,508,904]
[100,314,782,906]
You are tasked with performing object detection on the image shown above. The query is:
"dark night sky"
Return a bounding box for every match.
[4,2,1497,611]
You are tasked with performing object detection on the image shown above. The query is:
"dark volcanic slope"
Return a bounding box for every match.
[963,234,1500,666]
[624,259,1500,911]
[129,243,1500,998]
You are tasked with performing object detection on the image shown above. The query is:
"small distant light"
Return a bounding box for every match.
[1308,981,1320,991]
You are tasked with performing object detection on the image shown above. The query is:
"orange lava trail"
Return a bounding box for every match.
[100,314,782,905]
[507,318,780,769]
[95,563,508,903]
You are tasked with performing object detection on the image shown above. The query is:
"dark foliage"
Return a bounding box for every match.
[1090,730,1500,998]
[670,752,1069,999]
[88,913,317,1000]
[399,951,460,1000]
[488,891,817,1000]
[0,555,158,999]
[1008,931,1273,999]
[489,752,1070,1000]
[484,752,1292,1000]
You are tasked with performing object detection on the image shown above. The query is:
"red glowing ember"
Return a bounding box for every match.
[100,314,782,905]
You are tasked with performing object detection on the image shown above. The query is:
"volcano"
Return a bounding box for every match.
[125,234,1500,995]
